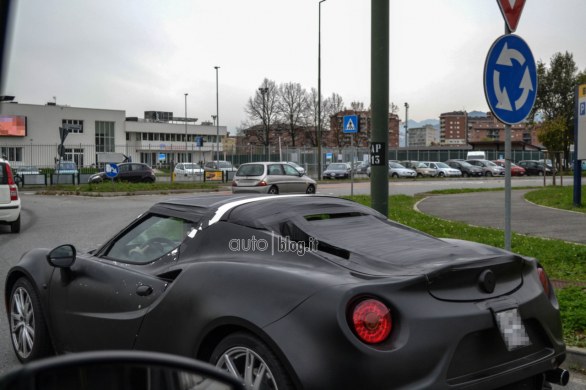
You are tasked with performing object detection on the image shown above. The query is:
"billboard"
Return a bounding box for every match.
[0,115,27,137]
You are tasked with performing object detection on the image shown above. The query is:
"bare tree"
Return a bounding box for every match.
[245,78,279,158]
[325,93,347,147]
[350,101,364,111]
[277,82,309,147]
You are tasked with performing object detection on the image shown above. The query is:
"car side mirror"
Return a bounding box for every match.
[47,244,76,268]
[0,350,245,390]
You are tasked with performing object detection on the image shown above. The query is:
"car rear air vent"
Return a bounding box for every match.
[280,221,350,260]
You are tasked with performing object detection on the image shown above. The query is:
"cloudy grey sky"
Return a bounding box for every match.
[2,0,585,133]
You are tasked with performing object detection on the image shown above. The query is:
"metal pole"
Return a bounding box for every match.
[574,85,583,206]
[214,66,220,165]
[404,102,409,147]
[184,93,188,164]
[371,0,389,216]
[318,0,326,180]
[504,24,512,251]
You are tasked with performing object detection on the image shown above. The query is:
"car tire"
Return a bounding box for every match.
[306,184,316,194]
[538,171,544,176]
[462,172,469,178]
[9,277,53,363]
[391,173,399,178]
[211,332,294,390]
[485,171,493,177]
[268,186,279,195]
[438,172,445,177]
[10,215,21,233]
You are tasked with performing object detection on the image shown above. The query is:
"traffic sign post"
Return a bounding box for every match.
[486,2,533,251]
[343,115,359,196]
[574,84,586,206]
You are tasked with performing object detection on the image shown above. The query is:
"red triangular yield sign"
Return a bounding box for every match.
[496,0,526,32]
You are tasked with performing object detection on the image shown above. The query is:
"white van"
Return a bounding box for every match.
[466,151,486,160]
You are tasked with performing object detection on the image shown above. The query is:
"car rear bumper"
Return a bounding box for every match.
[0,201,21,222]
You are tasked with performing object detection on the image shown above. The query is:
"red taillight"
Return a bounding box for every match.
[538,267,550,296]
[5,165,19,201]
[351,298,392,344]
[256,180,267,187]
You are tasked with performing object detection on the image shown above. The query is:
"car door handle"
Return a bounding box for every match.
[136,285,153,296]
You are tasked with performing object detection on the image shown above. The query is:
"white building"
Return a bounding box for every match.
[0,100,227,168]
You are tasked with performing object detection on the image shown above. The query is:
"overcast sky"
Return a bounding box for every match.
[2,0,585,133]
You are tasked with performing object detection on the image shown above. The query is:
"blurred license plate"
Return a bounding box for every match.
[494,308,531,351]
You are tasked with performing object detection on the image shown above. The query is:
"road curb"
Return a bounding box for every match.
[566,347,586,372]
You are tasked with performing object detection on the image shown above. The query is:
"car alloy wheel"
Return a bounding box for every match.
[268,186,279,195]
[211,332,293,390]
[9,278,52,362]
[306,184,315,194]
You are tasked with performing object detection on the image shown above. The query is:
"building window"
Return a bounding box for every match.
[64,148,84,167]
[62,119,84,133]
[0,146,23,162]
[95,121,115,153]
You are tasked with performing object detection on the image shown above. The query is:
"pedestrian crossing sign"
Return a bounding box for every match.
[343,115,359,133]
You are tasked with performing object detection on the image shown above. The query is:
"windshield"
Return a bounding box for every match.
[389,162,404,168]
[328,164,347,170]
[183,163,200,169]
[58,162,76,170]
[436,162,449,168]
[218,161,233,168]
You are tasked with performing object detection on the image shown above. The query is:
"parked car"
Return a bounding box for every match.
[517,160,553,176]
[204,160,237,173]
[12,165,41,186]
[174,162,204,177]
[466,159,506,176]
[88,162,156,183]
[5,195,568,389]
[400,161,438,177]
[353,161,370,174]
[232,162,316,194]
[0,158,21,233]
[445,159,484,177]
[323,162,352,179]
[366,162,417,178]
[54,161,79,175]
[421,161,462,177]
[492,159,526,176]
[281,161,306,175]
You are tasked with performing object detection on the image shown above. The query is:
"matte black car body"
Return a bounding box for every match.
[88,162,156,183]
[5,195,567,389]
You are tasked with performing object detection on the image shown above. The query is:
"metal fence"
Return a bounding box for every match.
[3,143,554,185]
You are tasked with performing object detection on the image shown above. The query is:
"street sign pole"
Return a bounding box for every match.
[485,2,535,251]
[574,84,586,206]
[504,24,512,251]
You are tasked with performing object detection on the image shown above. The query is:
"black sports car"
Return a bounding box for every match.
[5,195,568,389]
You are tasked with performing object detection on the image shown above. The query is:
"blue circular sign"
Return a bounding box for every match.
[484,34,537,125]
[105,163,119,178]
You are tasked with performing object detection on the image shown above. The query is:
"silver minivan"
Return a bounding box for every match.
[232,162,316,194]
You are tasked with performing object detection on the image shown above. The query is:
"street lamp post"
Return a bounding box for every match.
[258,87,269,159]
[214,66,220,165]
[318,0,326,179]
[404,102,409,148]
[184,93,188,163]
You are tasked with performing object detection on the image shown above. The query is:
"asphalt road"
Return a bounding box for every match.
[0,180,584,388]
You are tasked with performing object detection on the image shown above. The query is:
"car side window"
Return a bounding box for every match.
[104,214,193,264]
[283,164,299,176]
[268,164,284,175]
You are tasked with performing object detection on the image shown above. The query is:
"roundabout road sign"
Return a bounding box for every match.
[105,163,119,178]
[484,34,537,125]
